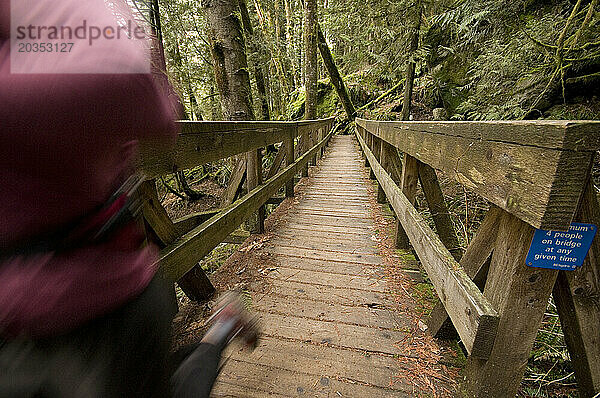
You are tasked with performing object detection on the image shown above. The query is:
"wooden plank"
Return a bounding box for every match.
[271,234,375,250]
[141,119,333,177]
[396,154,419,249]
[427,205,502,339]
[266,143,287,180]
[172,209,220,236]
[176,264,216,302]
[282,223,373,236]
[253,311,407,355]
[215,359,410,398]
[139,180,178,246]
[260,266,386,292]
[356,119,595,230]
[247,147,265,233]
[293,203,370,213]
[355,118,600,151]
[281,214,373,228]
[173,210,250,243]
[373,136,387,203]
[222,157,246,204]
[284,208,371,220]
[356,131,499,358]
[158,128,334,281]
[263,245,383,266]
[554,180,600,397]
[381,140,403,183]
[284,131,295,198]
[221,336,410,391]
[418,162,462,260]
[138,180,215,302]
[257,254,384,277]
[251,293,404,329]
[465,210,559,398]
[249,277,391,308]
[301,133,309,178]
[211,382,290,398]
[269,236,377,254]
[141,126,286,178]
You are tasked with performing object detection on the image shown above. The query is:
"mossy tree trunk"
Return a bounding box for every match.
[239,0,270,121]
[401,0,421,121]
[203,0,255,121]
[317,24,356,120]
[203,0,263,235]
[303,0,317,120]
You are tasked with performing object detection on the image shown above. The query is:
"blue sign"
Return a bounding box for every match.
[526,223,597,270]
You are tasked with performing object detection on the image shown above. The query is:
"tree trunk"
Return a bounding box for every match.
[317,24,356,120]
[304,0,317,119]
[401,0,421,122]
[284,0,297,90]
[203,0,255,121]
[239,0,270,121]
[253,0,284,117]
[204,0,258,218]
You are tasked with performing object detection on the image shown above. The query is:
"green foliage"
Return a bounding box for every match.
[316,79,340,117]
[424,0,600,120]
[287,89,305,119]
[520,300,578,397]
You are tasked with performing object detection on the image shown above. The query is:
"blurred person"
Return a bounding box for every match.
[0,0,256,396]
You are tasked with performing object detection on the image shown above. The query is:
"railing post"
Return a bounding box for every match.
[318,127,324,158]
[368,134,376,180]
[139,179,215,305]
[247,147,265,234]
[395,154,418,249]
[464,210,559,398]
[285,127,296,198]
[372,136,386,204]
[553,179,600,396]
[301,131,309,178]
[361,127,370,168]
[309,127,317,166]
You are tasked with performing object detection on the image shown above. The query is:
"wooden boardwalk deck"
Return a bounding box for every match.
[212,135,415,397]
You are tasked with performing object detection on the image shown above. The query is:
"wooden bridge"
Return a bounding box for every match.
[140,117,600,397]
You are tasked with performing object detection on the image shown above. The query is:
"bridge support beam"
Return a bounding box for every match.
[140,180,215,305]
[395,154,418,249]
[464,210,558,398]
[553,179,600,397]
[301,135,309,178]
[372,136,386,204]
[418,162,462,261]
[285,129,296,198]
[247,147,265,234]
[427,206,501,339]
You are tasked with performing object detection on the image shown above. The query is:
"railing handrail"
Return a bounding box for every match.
[356,117,600,230]
[141,117,335,178]
[356,118,600,151]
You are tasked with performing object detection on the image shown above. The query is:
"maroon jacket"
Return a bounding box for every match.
[0,0,178,337]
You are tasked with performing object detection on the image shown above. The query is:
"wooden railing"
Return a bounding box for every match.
[355,118,600,398]
[138,117,335,300]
